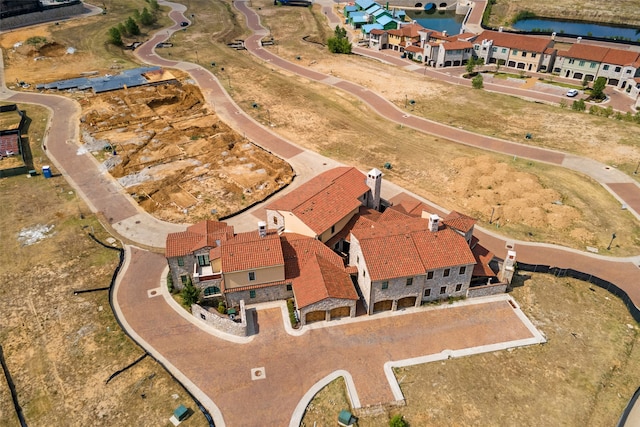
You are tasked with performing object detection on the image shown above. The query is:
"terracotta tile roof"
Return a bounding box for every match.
[266,167,370,235]
[293,254,358,308]
[412,228,477,271]
[325,206,381,248]
[359,233,426,281]
[442,41,473,50]
[345,265,358,274]
[280,233,345,280]
[443,211,476,233]
[476,30,552,53]
[602,48,640,66]
[226,279,289,293]
[563,43,609,62]
[165,220,234,257]
[388,23,424,38]
[221,230,284,272]
[405,45,423,53]
[544,47,556,55]
[370,29,386,35]
[353,222,475,281]
[471,243,496,277]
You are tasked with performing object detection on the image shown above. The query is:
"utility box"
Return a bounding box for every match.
[42,165,52,178]
[338,409,357,426]
[174,405,189,422]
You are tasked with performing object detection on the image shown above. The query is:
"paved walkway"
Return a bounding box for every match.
[1,1,639,425]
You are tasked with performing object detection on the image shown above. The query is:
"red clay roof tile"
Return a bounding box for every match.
[293,254,357,308]
[221,230,284,272]
[476,30,552,53]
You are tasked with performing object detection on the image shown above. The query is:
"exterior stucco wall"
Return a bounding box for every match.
[224,264,285,289]
[317,207,359,243]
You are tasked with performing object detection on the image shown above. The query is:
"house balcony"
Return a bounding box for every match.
[193,264,222,284]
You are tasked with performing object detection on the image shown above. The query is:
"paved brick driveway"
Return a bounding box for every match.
[116,247,540,426]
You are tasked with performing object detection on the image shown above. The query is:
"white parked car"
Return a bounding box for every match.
[566,89,579,97]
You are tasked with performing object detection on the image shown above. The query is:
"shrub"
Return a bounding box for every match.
[287,299,297,327]
[472,74,483,89]
[167,272,174,293]
[108,27,123,46]
[571,99,586,111]
[389,414,408,427]
[217,301,226,314]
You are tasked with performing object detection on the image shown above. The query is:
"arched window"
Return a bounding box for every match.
[204,286,221,297]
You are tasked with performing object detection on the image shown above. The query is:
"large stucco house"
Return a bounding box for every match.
[166,167,506,326]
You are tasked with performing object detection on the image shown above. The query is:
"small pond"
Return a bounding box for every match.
[512,18,640,41]
[405,9,464,35]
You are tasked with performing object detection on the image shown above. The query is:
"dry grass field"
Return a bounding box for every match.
[303,274,640,426]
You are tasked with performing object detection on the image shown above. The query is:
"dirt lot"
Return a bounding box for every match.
[0,103,207,427]
[303,274,640,426]
[77,80,293,223]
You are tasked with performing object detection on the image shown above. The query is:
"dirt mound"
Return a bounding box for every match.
[80,82,293,223]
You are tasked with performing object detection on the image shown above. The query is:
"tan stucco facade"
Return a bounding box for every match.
[224,264,285,289]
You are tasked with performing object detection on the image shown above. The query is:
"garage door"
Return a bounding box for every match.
[305,310,326,324]
[397,296,417,309]
[330,306,351,319]
[373,300,392,313]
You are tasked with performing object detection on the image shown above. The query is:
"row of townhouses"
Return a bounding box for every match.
[345,2,640,107]
[166,167,511,327]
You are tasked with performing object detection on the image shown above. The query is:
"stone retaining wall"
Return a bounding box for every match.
[191,300,248,337]
[467,282,508,298]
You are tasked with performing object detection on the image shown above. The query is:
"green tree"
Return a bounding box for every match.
[180,276,200,307]
[591,76,606,100]
[117,22,127,37]
[328,25,351,54]
[389,414,408,427]
[124,16,141,36]
[472,73,483,89]
[140,7,156,25]
[466,57,484,76]
[108,27,123,46]
[149,0,160,11]
[133,9,141,22]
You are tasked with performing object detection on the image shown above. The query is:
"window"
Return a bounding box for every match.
[579,60,585,66]
[603,64,610,70]
[248,271,256,281]
[455,284,462,292]
[531,52,537,58]
[197,254,210,267]
[363,270,366,278]
[491,47,497,52]
[568,59,575,64]
[512,49,518,55]
[180,275,189,285]
[440,286,447,294]
[273,216,278,225]
[331,225,335,234]
[615,66,622,72]
[474,45,479,51]
[249,290,256,298]
[459,266,466,275]
[626,69,632,74]
[356,256,359,264]
[521,51,526,57]
[382,281,389,290]
[286,284,292,291]
[204,286,220,296]
[590,62,596,68]
[424,288,431,297]
[443,268,450,277]
[177,257,184,267]
[427,271,434,280]
[406,277,413,286]
[501,48,507,53]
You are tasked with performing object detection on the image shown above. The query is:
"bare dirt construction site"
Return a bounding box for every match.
[78,81,293,223]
